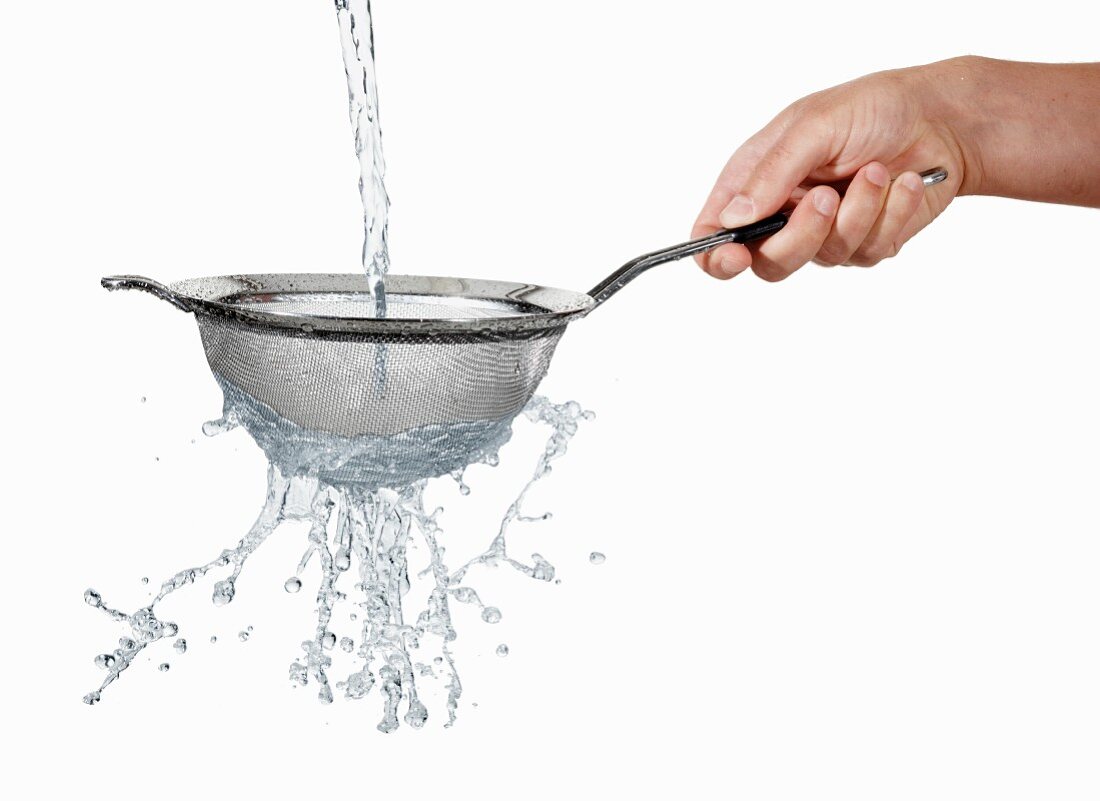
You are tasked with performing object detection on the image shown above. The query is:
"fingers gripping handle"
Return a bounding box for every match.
[586,167,949,309]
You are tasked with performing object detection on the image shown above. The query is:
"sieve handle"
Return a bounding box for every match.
[586,214,787,307]
[101,275,195,313]
[586,167,949,308]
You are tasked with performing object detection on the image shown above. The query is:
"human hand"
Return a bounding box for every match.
[692,60,967,282]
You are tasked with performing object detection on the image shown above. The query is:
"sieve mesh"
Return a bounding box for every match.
[231,292,533,321]
[103,274,591,460]
[197,307,564,438]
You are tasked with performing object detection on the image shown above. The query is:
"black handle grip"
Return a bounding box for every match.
[724,211,788,243]
[586,211,789,307]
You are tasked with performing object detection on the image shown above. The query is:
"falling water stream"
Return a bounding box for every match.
[335,0,389,314]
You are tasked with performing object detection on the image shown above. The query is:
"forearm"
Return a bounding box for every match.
[922,56,1100,206]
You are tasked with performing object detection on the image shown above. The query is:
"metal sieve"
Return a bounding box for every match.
[101,168,945,481]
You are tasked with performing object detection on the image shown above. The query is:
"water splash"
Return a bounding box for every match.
[214,376,515,490]
[84,396,592,731]
[335,0,389,313]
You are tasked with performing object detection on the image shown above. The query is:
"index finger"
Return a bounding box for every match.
[693,111,835,274]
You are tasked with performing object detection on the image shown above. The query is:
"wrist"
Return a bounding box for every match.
[910,55,992,197]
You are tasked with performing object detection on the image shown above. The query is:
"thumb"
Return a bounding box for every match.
[717,123,835,228]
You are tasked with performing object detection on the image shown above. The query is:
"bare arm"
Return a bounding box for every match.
[692,56,1100,283]
[942,57,1100,205]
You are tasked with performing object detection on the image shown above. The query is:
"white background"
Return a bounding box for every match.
[3,1,1099,798]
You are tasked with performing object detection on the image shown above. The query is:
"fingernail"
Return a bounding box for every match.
[865,162,890,188]
[719,257,746,277]
[813,189,838,216]
[720,195,755,227]
[901,172,924,192]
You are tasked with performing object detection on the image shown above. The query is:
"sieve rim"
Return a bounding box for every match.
[106,273,594,338]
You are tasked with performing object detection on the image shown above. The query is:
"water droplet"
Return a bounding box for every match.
[433,656,443,666]
[119,637,136,651]
[321,631,336,650]
[212,579,235,607]
[289,662,308,686]
[340,637,354,653]
[345,669,373,698]
[404,700,428,728]
[531,554,555,582]
[589,552,606,565]
[173,638,187,654]
[284,576,302,593]
[481,607,502,624]
[335,550,351,572]
[140,577,149,585]
[158,663,170,672]
[162,622,179,638]
[202,417,237,438]
[247,625,253,632]
[140,396,147,403]
[94,653,116,670]
[84,588,102,607]
[554,578,562,585]
[83,692,101,705]
[209,636,217,644]
[496,644,509,657]
[238,630,250,642]
[451,587,480,604]
[349,613,357,621]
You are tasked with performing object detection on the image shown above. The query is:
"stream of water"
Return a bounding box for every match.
[335,0,389,313]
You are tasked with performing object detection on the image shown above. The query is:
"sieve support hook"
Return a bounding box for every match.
[586,167,949,308]
[101,275,196,313]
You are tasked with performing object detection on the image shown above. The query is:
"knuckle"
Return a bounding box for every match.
[863,243,889,262]
[754,142,794,178]
[814,241,852,267]
[752,261,791,283]
[789,92,828,123]
[846,251,879,268]
[787,96,837,140]
[850,239,901,267]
